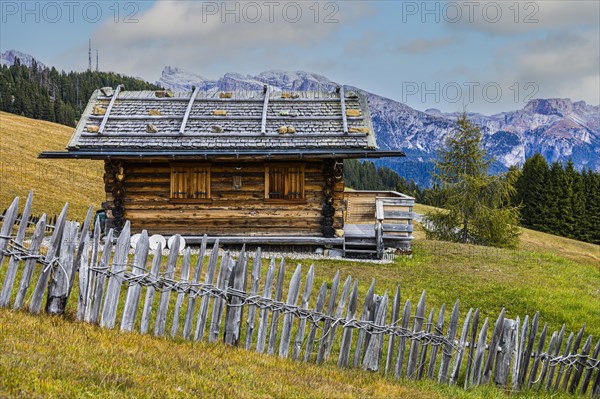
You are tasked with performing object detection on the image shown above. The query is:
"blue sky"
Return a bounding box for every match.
[1,1,598,114]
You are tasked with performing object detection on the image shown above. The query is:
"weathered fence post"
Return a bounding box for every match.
[0,192,32,307]
[304,281,327,362]
[338,279,359,368]
[545,324,565,391]
[472,317,489,386]
[554,331,574,391]
[363,291,388,372]
[120,231,150,332]
[154,235,180,337]
[511,316,522,391]
[88,229,114,324]
[418,309,435,380]
[316,270,340,364]
[256,257,276,353]
[278,264,302,357]
[395,299,412,379]
[324,275,352,363]
[464,308,480,388]
[481,308,505,385]
[293,265,315,361]
[0,197,19,271]
[494,317,519,387]
[438,300,459,384]
[519,312,538,387]
[407,291,427,379]
[13,214,46,310]
[225,247,249,346]
[267,258,286,356]
[46,221,78,315]
[66,206,93,300]
[450,308,473,385]
[562,324,586,391]
[171,247,191,338]
[427,304,446,380]
[244,248,262,350]
[140,243,163,334]
[30,203,68,314]
[580,338,600,395]
[194,239,220,342]
[76,235,91,321]
[183,236,207,341]
[100,222,131,328]
[209,252,233,342]
[528,323,548,388]
[353,279,375,368]
[384,286,401,374]
[538,330,558,388]
[83,219,102,322]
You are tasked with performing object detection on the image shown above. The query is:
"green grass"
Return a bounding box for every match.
[0,113,598,397]
[0,309,583,399]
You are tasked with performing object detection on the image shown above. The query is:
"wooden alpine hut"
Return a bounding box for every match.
[40,85,413,257]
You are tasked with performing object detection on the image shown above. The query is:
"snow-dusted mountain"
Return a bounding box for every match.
[0,49,45,69]
[158,68,339,93]
[157,67,600,186]
[4,49,596,186]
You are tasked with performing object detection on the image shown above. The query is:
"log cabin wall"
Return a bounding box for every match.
[103,159,344,237]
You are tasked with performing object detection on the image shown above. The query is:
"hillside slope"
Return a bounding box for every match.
[0,112,104,219]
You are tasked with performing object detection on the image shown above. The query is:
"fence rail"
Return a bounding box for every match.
[0,192,598,397]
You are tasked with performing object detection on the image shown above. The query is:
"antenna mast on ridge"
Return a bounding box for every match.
[96,49,99,72]
[88,38,92,72]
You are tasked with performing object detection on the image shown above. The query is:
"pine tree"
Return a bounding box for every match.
[514,153,550,231]
[582,169,600,244]
[424,113,521,248]
[0,60,160,126]
[565,160,586,239]
[547,161,569,235]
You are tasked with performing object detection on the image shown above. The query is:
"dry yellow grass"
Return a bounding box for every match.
[0,112,104,220]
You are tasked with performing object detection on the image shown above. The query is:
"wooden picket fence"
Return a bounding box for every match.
[0,192,599,397]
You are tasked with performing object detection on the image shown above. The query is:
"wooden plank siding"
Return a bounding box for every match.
[103,160,344,236]
[344,191,411,225]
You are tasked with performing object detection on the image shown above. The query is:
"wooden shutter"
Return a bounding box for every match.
[191,167,210,199]
[285,166,304,200]
[265,163,305,201]
[171,166,189,199]
[171,164,211,202]
[267,166,285,199]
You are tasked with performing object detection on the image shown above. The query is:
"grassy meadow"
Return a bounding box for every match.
[0,113,599,398]
[0,111,104,219]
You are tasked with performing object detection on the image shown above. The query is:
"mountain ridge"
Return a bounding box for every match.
[156,66,600,185]
[2,49,597,187]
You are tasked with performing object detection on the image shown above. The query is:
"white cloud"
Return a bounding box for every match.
[85,1,373,80]
[444,0,599,35]
[499,30,600,104]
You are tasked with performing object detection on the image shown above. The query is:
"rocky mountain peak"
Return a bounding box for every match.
[524,98,574,116]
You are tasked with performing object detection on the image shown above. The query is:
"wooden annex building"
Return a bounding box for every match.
[40,85,414,258]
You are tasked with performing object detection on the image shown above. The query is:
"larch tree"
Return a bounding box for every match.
[424,113,521,248]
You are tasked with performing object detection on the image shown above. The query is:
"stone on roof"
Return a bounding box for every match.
[66,86,378,154]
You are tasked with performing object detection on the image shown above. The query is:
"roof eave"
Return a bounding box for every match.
[38,149,406,160]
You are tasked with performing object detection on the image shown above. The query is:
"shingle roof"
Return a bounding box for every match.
[41,85,405,160]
